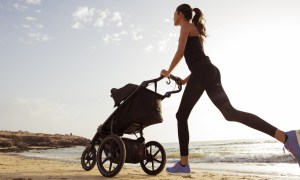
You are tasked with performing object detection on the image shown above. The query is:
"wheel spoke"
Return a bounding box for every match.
[144,160,149,166]
[140,142,165,175]
[85,161,90,166]
[152,160,154,171]
[102,157,108,164]
[96,136,126,176]
[82,147,97,171]
[109,160,113,171]
[112,146,120,154]
[89,152,94,158]
[153,150,160,157]
[109,140,112,151]
[153,158,161,163]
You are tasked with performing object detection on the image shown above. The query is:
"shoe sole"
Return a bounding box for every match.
[166,171,191,177]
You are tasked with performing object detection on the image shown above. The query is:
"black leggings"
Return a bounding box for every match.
[176,64,277,156]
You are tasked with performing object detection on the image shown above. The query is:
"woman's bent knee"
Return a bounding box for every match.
[219,102,239,122]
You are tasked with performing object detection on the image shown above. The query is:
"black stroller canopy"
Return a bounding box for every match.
[111,83,138,107]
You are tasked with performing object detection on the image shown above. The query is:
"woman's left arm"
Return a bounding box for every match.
[183,74,191,85]
[161,26,189,77]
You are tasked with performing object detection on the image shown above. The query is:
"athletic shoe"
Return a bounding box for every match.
[166,161,191,177]
[284,130,300,166]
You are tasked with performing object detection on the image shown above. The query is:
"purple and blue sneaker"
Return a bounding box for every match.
[166,161,191,177]
[284,130,300,166]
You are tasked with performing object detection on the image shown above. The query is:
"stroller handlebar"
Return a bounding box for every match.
[165,74,182,98]
[168,74,181,86]
[141,74,182,99]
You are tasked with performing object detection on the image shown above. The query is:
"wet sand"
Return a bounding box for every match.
[0,153,298,180]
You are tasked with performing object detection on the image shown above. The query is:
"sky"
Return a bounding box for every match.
[1,0,300,143]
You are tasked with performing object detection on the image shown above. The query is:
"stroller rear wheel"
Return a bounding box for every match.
[97,135,126,177]
[140,141,166,175]
[81,146,96,171]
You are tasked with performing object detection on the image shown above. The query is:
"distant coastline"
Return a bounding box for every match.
[0,130,90,152]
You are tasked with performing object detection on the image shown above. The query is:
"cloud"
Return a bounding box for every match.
[132,33,143,40]
[144,45,154,52]
[120,30,128,35]
[111,12,123,27]
[23,18,52,42]
[25,0,41,5]
[14,3,28,11]
[72,22,83,29]
[158,39,168,52]
[94,10,109,28]
[18,14,54,44]
[112,12,122,21]
[145,31,179,53]
[129,25,143,41]
[72,6,95,23]
[116,21,123,27]
[20,23,52,43]
[25,16,37,21]
[22,24,31,28]
[18,37,32,44]
[169,32,177,37]
[103,33,121,44]
[72,8,125,29]
[164,19,171,23]
[28,32,53,42]
[93,10,123,28]
[72,7,143,45]
[35,24,44,29]
[144,32,178,53]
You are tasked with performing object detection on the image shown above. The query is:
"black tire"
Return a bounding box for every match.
[140,141,166,175]
[97,135,126,177]
[81,146,97,171]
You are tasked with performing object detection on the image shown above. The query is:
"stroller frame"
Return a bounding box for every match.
[81,75,181,177]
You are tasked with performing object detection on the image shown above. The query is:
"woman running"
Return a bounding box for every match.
[160,3,300,176]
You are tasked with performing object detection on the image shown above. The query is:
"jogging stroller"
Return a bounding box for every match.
[81,75,182,177]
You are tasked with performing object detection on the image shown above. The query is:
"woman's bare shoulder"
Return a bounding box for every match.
[187,23,200,36]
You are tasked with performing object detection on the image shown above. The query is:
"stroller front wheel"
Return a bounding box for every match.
[81,146,97,171]
[140,141,166,175]
[97,135,126,177]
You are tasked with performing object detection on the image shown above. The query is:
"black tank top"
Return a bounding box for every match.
[184,36,211,72]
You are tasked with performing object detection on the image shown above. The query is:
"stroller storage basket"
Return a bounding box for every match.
[113,86,164,134]
[122,138,147,163]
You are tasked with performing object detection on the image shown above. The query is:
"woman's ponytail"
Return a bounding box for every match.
[192,8,207,39]
[176,4,207,40]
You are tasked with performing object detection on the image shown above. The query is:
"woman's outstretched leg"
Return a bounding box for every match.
[206,67,286,142]
[206,67,300,166]
[217,101,287,143]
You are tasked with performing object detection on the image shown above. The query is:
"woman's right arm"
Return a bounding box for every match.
[161,26,189,77]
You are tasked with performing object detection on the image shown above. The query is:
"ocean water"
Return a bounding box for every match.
[17,139,300,178]
[164,139,300,178]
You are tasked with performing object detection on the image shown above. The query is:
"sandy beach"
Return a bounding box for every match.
[0,153,299,180]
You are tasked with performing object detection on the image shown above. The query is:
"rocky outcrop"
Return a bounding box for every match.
[0,130,90,152]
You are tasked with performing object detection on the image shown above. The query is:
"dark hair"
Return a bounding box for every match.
[176,4,207,40]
